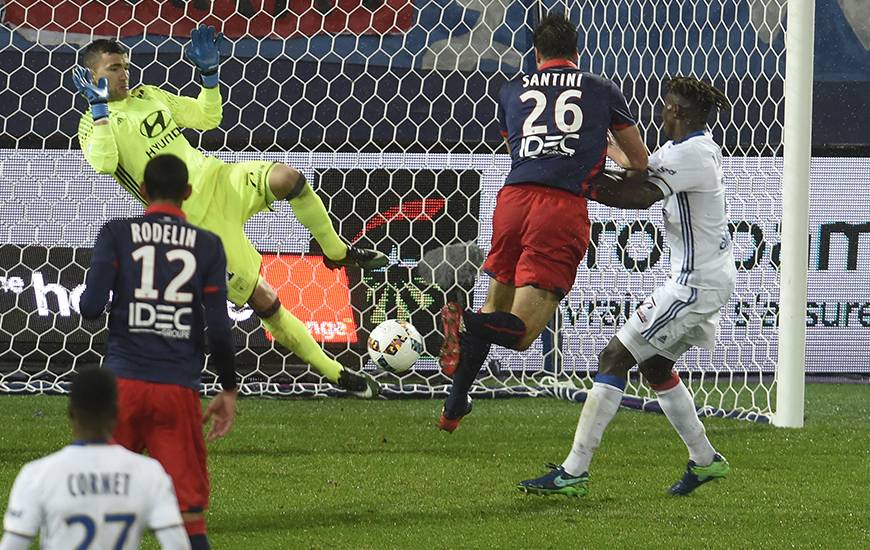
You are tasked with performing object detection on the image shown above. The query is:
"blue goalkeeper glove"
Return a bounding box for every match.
[71,66,110,121]
[184,24,224,89]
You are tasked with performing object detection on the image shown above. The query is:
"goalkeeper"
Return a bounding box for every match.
[72,26,385,397]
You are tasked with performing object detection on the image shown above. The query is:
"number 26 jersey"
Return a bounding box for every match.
[498,60,637,196]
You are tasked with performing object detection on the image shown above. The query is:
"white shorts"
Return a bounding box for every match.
[616,279,733,363]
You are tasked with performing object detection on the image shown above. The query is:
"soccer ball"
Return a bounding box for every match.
[367,319,424,374]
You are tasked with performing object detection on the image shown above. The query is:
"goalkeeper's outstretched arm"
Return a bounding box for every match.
[78,112,119,174]
[153,23,226,131]
[146,86,223,132]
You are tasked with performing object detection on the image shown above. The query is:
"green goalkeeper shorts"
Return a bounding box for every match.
[192,159,278,306]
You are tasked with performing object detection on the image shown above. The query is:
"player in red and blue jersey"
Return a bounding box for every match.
[80,154,237,550]
[437,12,649,432]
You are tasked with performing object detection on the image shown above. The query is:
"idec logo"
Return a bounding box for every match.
[260,254,358,344]
[4,0,413,41]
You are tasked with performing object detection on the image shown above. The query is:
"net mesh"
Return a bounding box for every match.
[0,0,792,420]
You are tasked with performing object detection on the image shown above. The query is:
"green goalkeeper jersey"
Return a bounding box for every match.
[77,84,224,224]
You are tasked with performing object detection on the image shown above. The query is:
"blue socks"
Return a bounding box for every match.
[443,310,526,418]
[463,310,527,349]
[445,331,491,417]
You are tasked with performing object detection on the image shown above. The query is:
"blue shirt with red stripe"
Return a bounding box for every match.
[498,60,636,195]
[80,204,235,390]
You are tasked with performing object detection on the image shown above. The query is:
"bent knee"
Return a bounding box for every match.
[271,165,305,200]
[513,336,535,352]
[248,280,280,316]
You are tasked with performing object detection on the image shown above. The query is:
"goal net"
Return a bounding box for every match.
[0,0,847,422]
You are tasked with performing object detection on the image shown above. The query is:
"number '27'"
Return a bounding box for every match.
[65,513,136,550]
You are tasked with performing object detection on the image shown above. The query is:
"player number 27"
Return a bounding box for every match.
[65,513,136,550]
[520,89,584,135]
[131,245,196,303]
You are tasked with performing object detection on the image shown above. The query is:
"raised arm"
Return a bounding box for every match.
[73,67,118,174]
[148,86,223,131]
[158,24,226,131]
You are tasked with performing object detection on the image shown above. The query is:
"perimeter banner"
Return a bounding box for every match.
[1,150,868,373]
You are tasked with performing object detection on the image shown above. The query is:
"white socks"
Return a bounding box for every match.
[656,380,716,466]
[560,376,717,476]
[562,381,624,476]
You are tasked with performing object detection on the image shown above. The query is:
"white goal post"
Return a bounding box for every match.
[775,0,815,428]
[0,1,839,427]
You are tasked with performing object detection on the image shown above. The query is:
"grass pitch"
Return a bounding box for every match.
[0,384,867,549]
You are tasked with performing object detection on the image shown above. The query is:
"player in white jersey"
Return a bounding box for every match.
[0,369,189,550]
[518,77,734,497]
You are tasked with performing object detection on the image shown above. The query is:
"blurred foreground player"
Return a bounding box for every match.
[0,368,189,550]
[79,154,237,549]
[437,12,649,431]
[518,77,735,497]
[72,25,383,398]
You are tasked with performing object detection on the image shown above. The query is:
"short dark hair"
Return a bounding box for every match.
[667,76,732,122]
[69,367,117,427]
[80,39,127,69]
[144,155,189,202]
[533,12,578,61]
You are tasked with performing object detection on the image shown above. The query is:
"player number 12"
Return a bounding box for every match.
[131,245,197,303]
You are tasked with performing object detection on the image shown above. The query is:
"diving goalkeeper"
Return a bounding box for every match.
[72,25,385,397]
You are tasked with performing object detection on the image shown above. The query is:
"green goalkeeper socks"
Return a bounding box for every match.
[288,184,348,261]
[260,306,343,383]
